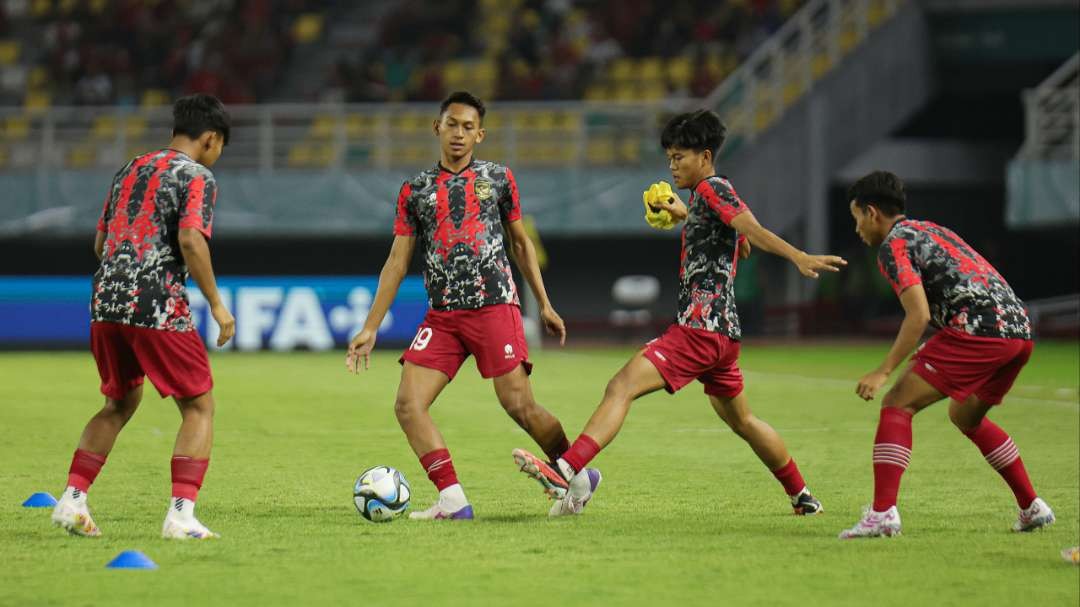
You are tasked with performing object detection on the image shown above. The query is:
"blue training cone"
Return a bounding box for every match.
[106,551,158,570]
[22,492,58,508]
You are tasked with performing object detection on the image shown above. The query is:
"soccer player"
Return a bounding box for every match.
[514,109,846,516]
[839,170,1054,538]
[50,94,234,540]
[345,91,589,520]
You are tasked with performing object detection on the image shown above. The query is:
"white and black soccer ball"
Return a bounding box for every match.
[353,465,411,523]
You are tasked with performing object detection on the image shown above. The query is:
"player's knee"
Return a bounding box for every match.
[497,391,530,424]
[393,395,422,421]
[603,375,632,404]
[947,404,977,433]
[102,399,137,424]
[178,392,215,418]
[724,413,754,438]
[880,388,910,412]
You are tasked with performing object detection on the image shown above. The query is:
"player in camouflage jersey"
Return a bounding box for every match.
[346,92,592,520]
[51,94,234,540]
[840,171,1053,538]
[516,110,846,517]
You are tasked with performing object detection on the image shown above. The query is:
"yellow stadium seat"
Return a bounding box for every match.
[0,145,8,168]
[346,114,377,138]
[610,58,635,82]
[310,115,337,139]
[91,115,117,140]
[482,112,502,130]
[551,110,581,133]
[868,0,890,26]
[617,139,641,163]
[288,144,313,167]
[58,0,76,14]
[586,139,615,166]
[392,113,429,134]
[24,90,51,113]
[293,14,324,44]
[4,116,30,140]
[443,61,469,88]
[68,145,96,168]
[141,89,170,107]
[811,54,832,79]
[0,40,19,65]
[638,58,663,82]
[31,0,50,17]
[89,0,108,14]
[474,60,496,84]
[838,23,859,53]
[28,67,48,88]
[124,116,147,139]
[754,106,776,133]
[613,83,638,102]
[584,84,610,102]
[667,56,693,88]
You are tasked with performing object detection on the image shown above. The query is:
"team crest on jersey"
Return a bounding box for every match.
[474,179,493,200]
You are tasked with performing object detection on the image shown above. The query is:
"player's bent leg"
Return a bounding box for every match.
[392,363,472,520]
[545,353,665,517]
[494,365,575,499]
[841,370,945,539]
[709,393,822,515]
[948,397,1053,531]
[53,386,144,537]
[163,391,219,539]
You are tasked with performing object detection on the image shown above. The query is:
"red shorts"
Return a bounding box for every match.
[911,328,1033,405]
[90,321,213,400]
[399,303,532,381]
[642,324,744,398]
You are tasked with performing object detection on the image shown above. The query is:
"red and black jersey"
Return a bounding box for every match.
[878,219,1031,340]
[394,159,521,311]
[92,149,217,332]
[677,176,749,339]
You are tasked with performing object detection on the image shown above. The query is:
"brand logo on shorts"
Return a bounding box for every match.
[923,362,937,374]
[653,350,667,362]
[504,344,515,359]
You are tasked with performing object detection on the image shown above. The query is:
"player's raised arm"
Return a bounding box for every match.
[347,234,416,373]
[505,219,566,346]
[729,212,846,278]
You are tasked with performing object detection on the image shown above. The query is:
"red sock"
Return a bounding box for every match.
[872,408,913,511]
[67,449,107,492]
[171,456,210,502]
[962,418,1037,509]
[771,458,806,497]
[560,434,601,474]
[419,448,459,491]
[544,433,571,467]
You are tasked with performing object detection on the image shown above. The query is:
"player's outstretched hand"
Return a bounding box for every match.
[211,304,235,347]
[796,252,847,279]
[737,234,751,260]
[540,305,566,346]
[856,369,889,401]
[346,328,377,373]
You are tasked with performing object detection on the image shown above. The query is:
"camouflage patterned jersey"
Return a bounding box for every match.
[677,176,749,339]
[878,219,1031,339]
[92,149,217,332]
[393,160,521,311]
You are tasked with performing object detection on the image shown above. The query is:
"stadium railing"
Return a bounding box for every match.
[703,0,904,157]
[1007,52,1079,228]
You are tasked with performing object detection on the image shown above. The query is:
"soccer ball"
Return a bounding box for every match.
[353,465,411,523]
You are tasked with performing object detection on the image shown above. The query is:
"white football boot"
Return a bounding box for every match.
[162,497,219,540]
[838,506,902,539]
[548,468,602,517]
[51,487,101,537]
[1012,497,1055,532]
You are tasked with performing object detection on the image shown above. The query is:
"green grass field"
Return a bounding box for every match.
[2,342,1078,606]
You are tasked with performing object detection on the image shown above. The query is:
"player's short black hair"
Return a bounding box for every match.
[440,91,486,123]
[848,171,906,216]
[172,93,231,146]
[660,109,727,156]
